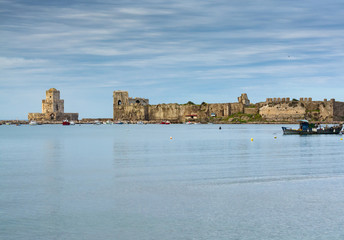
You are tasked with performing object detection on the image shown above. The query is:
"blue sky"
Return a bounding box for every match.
[1,0,344,119]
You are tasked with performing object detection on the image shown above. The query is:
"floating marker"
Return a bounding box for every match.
[274,136,277,139]
[251,138,253,142]
[341,138,343,141]
[170,136,173,139]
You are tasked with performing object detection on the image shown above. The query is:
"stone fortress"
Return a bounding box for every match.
[113,91,344,123]
[28,88,78,122]
[26,88,344,123]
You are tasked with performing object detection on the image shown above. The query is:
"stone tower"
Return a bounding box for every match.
[238,93,250,106]
[42,88,64,113]
[28,88,78,122]
[113,91,129,107]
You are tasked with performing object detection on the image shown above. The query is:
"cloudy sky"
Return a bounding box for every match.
[1,0,344,119]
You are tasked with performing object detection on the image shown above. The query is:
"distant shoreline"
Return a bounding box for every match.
[1,119,343,125]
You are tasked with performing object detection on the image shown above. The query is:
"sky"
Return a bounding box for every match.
[1,0,344,119]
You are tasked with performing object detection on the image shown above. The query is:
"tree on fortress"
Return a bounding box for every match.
[185,101,195,105]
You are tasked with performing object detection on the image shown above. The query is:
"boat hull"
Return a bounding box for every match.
[282,127,342,135]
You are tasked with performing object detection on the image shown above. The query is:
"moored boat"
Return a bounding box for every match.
[62,120,70,125]
[282,120,342,135]
[29,121,38,125]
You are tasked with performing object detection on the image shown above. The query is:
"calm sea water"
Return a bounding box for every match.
[1,124,344,240]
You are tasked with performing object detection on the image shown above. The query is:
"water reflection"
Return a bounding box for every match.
[43,139,63,240]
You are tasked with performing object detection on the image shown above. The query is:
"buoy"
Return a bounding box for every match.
[251,138,253,142]
[170,136,173,139]
[274,136,277,139]
[341,138,343,141]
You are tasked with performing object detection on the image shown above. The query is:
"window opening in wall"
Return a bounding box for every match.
[56,104,58,111]
[136,100,140,104]
[118,100,122,105]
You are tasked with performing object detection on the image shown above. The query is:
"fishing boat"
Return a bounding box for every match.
[62,120,70,125]
[160,121,171,125]
[282,120,342,135]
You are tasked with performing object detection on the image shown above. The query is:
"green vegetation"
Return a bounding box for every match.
[184,101,196,105]
[246,104,256,108]
[212,112,264,123]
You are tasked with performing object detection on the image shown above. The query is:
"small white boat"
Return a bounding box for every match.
[70,121,75,125]
[29,121,37,125]
[94,120,101,125]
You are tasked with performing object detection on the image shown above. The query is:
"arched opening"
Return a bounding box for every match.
[136,100,140,104]
[118,100,122,105]
[50,113,55,120]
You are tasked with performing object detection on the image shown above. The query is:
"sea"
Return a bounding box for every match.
[1,124,344,240]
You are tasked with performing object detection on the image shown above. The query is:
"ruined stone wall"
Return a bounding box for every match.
[230,103,244,115]
[244,107,259,115]
[259,103,306,121]
[28,112,78,121]
[333,101,344,121]
[258,100,339,122]
[148,104,184,122]
[113,105,147,121]
[113,103,234,122]
[207,104,230,117]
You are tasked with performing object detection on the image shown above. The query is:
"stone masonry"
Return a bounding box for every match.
[28,88,78,121]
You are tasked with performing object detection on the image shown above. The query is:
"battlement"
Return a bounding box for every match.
[299,98,312,102]
[266,98,291,103]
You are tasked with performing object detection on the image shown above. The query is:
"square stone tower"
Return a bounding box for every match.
[28,88,78,122]
[42,88,64,113]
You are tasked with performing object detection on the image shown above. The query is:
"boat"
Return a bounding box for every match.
[70,121,75,125]
[29,121,38,125]
[160,121,171,125]
[62,120,70,125]
[282,120,343,135]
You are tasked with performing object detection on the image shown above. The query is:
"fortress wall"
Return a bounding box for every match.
[244,107,259,115]
[208,104,230,117]
[114,103,234,122]
[259,103,306,121]
[58,113,78,121]
[319,101,334,122]
[333,102,344,121]
[28,112,78,121]
[230,103,244,115]
[113,105,147,121]
[148,104,184,122]
[28,113,46,121]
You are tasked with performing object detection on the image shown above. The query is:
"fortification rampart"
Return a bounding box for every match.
[113,91,252,122]
[113,91,344,123]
